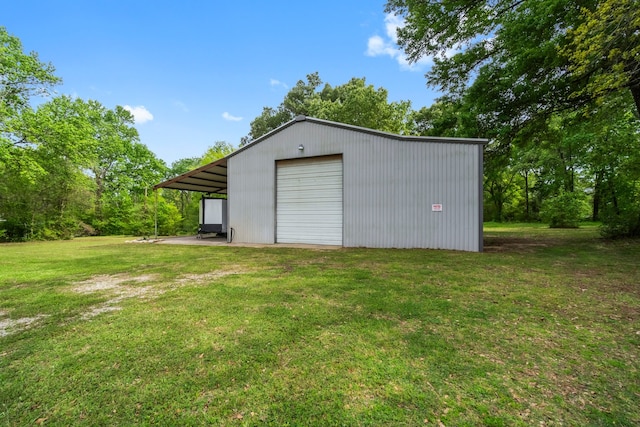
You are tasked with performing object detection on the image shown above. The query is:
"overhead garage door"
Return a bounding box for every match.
[276,155,343,245]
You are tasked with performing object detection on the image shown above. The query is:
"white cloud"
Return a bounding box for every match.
[366,13,433,71]
[222,112,242,122]
[123,105,154,124]
[270,78,288,89]
[366,35,397,57]
[384,13,403,42]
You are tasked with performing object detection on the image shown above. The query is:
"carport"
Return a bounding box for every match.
[155,158,228,194]
[153,158,229,238]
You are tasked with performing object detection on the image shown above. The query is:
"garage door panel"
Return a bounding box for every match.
[278,168,340,176]
[278,218,343,225]
[278,207,342,213]
[278,194,342,202]
[277,185,342,193]
[276,156,343,246]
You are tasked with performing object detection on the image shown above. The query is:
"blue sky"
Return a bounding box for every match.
[4,1,441,165]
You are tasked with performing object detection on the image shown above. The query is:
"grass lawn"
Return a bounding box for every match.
[1,224,638,426]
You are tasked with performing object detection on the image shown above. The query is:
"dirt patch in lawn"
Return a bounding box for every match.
[0,270,250,337]
[0,313,50,338]
[72,270,247,321]
[72,274,161,320]
[73,274,158,294]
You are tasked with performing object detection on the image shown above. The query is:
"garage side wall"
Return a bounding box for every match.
[228,121,483,251]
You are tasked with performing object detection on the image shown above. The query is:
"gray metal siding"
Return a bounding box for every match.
[227,155,275,244]
[228,121,483,251]
[477,144,484,252]
[343,139,480,250]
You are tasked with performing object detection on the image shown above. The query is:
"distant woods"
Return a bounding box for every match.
[0,26,229,240]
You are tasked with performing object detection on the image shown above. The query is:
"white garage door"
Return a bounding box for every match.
[276,155,343,245]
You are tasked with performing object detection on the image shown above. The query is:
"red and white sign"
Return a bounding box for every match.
[432,204,443,212]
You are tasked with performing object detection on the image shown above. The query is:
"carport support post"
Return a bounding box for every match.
[154,189,158,239]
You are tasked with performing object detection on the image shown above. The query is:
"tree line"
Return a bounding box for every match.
[1,0,639,241]
[0,26,228,240]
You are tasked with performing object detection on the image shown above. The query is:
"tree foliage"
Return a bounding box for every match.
[384,0,640,135]
[241,72,413,145]
[158,141,236,235]
[409,98,481,137]
[0,94,169,239]
[1,26,62,180]
[581,95,640,237]
[199,141,235,166]
[0,26,60,119]
[0,96,94,239]
[563,0,640,113]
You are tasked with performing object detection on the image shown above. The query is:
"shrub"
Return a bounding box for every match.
[599,198,640,238]
[540,189,588,228]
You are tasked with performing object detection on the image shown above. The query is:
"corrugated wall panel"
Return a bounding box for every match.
[340,132,481,251]
[227,151,276,244]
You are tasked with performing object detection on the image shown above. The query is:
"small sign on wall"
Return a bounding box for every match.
[432,204,443,212]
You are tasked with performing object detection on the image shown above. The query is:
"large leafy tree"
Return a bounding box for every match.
[83,102,162,205]
[384,0,611,136]
[0,96,95,239]
[1,28,173,239]
[1,26,61,180]
[0,26,60,121]
[78,102,167,234]
[241,72,413,145]
[1,94,167,238]
[313,77,412,133]
[409,98,481,138]
[577,94,640,236]
[198,141,234,166]
[563,0,640,114]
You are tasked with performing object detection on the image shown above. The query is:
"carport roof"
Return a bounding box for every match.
[154,157,228,194]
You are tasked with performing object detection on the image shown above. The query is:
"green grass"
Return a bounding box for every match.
[1,225,639,426]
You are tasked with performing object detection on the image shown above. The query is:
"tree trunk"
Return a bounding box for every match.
[631,85,640,118]
[523,171,530,219]
[489,184,504,222]
[592,171,602,221]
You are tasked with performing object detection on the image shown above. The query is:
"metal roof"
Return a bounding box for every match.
[153,116,488,194]
[154,157,228,194]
